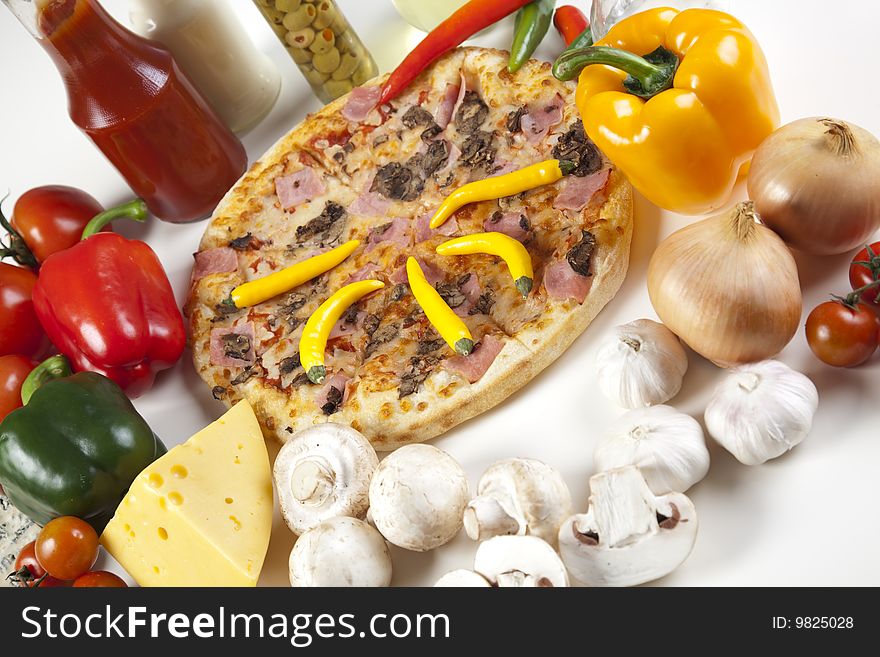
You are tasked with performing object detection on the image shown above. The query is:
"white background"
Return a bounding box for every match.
[1,0,878,587]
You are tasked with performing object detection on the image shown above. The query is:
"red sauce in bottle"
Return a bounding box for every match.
[37,0,247,223]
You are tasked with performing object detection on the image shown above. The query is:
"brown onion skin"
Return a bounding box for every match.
[748,117,880,256]
[648,202,802,367]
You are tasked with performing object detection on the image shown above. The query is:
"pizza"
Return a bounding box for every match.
[187,47,633,451]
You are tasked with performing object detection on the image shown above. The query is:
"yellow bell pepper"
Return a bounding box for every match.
[300,279,385,384]
[436,232,535,297]
[566,7,779,215]
[430,160,572,229]
[229,239,360,308]
[406,257,474,356]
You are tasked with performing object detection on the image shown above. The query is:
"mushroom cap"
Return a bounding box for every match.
[274,423,379,535]
[369,444,469,552]
[464,457,572,546]
[434,569,491,587]
[288,517,392,587]
[474,535,569,587]
[558,466,698,587]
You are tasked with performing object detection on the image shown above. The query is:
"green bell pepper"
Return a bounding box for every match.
[0,356,166,531]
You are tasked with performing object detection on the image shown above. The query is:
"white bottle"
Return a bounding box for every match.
[130,0,281,134]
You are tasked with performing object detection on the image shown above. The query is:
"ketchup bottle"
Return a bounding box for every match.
[5,0,248,223]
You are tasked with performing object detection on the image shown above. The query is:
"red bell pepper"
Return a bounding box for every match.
[31,200,184,397]
[553,5,589,46]
[379,0,533,105]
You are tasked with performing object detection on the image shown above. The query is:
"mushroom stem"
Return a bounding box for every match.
[588,467,657,547]
[463,495,520,541]
[290,456,337,506]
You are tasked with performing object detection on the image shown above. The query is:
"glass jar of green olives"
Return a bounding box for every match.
[253,0,378,104]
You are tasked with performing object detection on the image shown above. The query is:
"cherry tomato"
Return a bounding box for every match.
[0,263,48,359]
[34,516,99,581]
[11,186,104,264]
[0,355,35,422]
[9,541,66,588]
[850,242,880,309]
[806,300,880,367]
[73,571,128,588]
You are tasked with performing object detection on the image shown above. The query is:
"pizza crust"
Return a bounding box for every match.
[189,47,634,450]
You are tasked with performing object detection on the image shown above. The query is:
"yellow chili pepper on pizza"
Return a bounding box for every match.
[229,239,360,308]
[436,232,535,297]
[406,257,474,356]
[430,159,571,229]
[300,279,385,384]
[555,7,779,215]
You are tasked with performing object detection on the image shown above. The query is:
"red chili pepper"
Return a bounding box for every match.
[31,200,185,397]
[553,5,589,46]
[379,0,533,106]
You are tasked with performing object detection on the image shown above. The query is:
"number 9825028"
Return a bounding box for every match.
[795,617,854,629]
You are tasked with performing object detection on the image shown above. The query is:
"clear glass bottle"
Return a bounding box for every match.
[253,0,377,104]
[591,0,732,40]
[391,0,468,32]
[129,0,281,135]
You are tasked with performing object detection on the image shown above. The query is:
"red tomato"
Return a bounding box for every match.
[73,571,128,588]
[0,355,35,422]
[9,541,67,588]
[34,516,99,581]
[806,300,880,367]
[11,186,104,264]
[850,242,880,309]
[0,263,48,359]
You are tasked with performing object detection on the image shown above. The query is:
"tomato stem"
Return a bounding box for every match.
[836,278,880,308]
[0,195,39,269]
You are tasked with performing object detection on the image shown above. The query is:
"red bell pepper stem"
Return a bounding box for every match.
[379,0,533,105]
[553,5,589,46]
[20,355,72,405]
[81,199,148,240]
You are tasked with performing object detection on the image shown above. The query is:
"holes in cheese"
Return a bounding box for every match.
[100,401,273,587]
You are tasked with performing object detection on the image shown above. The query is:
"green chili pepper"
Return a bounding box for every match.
[508,0,556,73]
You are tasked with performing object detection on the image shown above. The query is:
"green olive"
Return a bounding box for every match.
[312,1,338,30]
[286,26,315,49]
[312,47,341,74]
[324,79,353,99]
[289,45,313,64]
[282,3,316,31]
[274,0,301,11]
[304,66,330,86]
[309,28,335,54]
[331,52,359,80]
[352,58,377,86]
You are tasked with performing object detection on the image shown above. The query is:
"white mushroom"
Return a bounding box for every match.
[288,517,392,587]
[274,423,379,535]
[463,458,571,546]
[594,405,710,494]
[369,444,468,552]
[474,535,569,587]
[558,466,697,587]
[434,569,491,587]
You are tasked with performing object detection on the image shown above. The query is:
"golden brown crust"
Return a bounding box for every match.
[189,47,634,450]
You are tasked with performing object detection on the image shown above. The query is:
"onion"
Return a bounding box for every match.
[748,117,880,255]
[647,201,802,367]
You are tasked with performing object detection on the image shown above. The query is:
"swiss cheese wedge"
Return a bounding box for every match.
[101,401,273,586]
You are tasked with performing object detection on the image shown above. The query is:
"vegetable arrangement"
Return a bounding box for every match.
[1,2,878,591]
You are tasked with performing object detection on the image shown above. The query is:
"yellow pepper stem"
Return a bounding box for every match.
[300,279,385,384]
[429,160,569,229]
[231,240,361,308]
[406,257,474,356]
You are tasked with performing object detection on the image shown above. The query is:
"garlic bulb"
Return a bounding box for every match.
[704,360,818,465]
[594,319,688,408]
[647,201,802,367]
[594,405,710,494]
